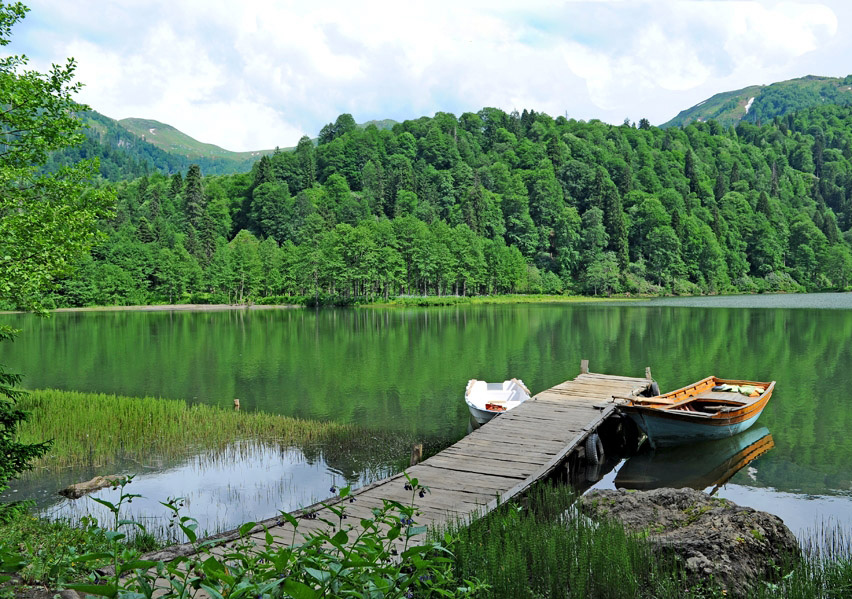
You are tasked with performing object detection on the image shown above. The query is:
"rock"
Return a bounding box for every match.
[578,488,799,597]
[59,474,125,499]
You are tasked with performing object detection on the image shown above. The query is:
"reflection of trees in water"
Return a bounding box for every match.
[3,304,852,494]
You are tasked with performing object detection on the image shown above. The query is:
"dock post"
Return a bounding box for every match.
[645,367,653,380]
[410,443,423,466]
[233,398,240,411]
[580,359,589,374]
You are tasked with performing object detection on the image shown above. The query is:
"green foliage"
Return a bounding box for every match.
[8,474,487,599]
[0,2,112,518]
[24,96,852,309]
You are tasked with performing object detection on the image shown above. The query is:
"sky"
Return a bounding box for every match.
[8,0,852,152]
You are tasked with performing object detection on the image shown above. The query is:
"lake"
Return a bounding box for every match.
[2,294,852,540]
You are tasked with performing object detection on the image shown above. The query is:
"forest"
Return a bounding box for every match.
[21,103,852,309]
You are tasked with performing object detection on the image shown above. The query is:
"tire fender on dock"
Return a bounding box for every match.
[585,432,604,465]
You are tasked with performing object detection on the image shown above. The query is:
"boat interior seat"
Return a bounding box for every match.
[484,391,514,403]
[692,391,748,403]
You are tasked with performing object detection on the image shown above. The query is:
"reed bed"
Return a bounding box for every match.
[15,389,360,470]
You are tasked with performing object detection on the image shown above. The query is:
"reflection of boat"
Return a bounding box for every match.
[464,379,531,425]
[618,376,775,448]
[614,426,774,493]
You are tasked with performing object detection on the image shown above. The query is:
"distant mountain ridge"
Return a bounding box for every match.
[662,74,852,128]
[46,110,399,181]
[118,117,273,161]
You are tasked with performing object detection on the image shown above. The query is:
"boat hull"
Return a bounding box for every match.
[466,401,500,425]
[625,408,764,448]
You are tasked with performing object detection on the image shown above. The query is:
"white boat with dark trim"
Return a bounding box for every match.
[464,378,531,424]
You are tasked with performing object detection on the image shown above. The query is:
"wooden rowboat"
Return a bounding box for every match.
[464,378,531,425]
[617,376,776,448]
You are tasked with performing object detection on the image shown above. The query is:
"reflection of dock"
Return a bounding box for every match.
[147,362,652,561]
[615,426,775,494]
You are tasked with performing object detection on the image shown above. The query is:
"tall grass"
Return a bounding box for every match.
[15,389,360,470]
[448,483,852,598]
[448,484,685,599]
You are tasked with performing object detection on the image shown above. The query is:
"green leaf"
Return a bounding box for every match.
[118,559,160,574]
[279,511,300,528]
[282,578,321,599]
[199,583,226,599]
[238,521,257,537]
[406,525,428,537]
[401,544,432,558]
[66,583,118,598]
[305,566,331,583]
[331,529,349,545]
[76,552,114,562]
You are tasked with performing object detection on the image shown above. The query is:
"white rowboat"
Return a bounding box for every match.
[464,378,531,425]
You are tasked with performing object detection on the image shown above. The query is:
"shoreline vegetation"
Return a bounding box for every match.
[15,389,365,471]
[1,289,815,315]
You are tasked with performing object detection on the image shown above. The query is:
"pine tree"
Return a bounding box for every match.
[183,164,206,231]
[685,150,699,193]
[756,192,771,217]
[168,172,183,200]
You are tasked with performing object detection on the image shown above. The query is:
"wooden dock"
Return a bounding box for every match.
[147,364,652,562]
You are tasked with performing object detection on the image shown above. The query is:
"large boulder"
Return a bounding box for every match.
[578,487,799,597]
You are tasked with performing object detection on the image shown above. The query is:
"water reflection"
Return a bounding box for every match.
[8,441,391,541]
[3,297,852,540]
[614,427,775,493]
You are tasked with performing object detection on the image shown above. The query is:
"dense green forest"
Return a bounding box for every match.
[22,103,852,309]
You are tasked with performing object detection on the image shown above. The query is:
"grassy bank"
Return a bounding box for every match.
[15,389,360,470]
[449,483,852,598]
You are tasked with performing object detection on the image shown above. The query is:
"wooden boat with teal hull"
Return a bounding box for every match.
[617,376,776,448]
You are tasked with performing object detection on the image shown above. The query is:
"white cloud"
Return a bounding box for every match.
[10,0,848,148]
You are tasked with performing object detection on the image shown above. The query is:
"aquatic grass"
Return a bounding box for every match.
[447,483,852,598]
[448,484,674,599]
[14,389,362,470]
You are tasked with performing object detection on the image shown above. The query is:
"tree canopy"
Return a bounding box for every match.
[0,1,114,507]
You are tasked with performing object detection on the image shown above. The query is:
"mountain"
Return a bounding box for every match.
[46,111,401,181]
[118,117,274,162]
[662,74,852,128]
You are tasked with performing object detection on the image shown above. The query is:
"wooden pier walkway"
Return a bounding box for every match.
[149,364,652,562]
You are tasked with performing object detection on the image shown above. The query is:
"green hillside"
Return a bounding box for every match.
[118,117,274,161]
[663,75,852,128]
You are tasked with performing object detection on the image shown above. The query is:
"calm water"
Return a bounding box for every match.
[2,294,852,539]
